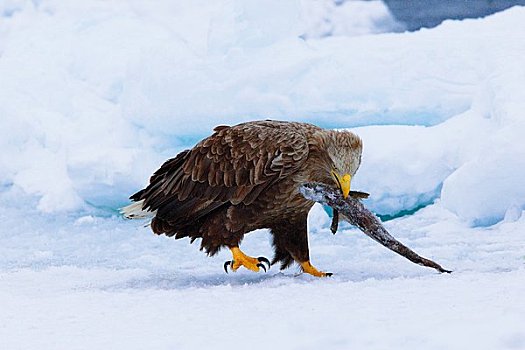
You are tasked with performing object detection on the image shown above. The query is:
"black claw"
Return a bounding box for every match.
[257,263,267,273]
[224,260,232,273]
[257,256,271,270]
[325,272,333,277]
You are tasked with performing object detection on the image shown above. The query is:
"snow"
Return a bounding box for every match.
[1,1,525,349]
[300,0,404,39]
[1,202,525,349]
[2,1,524,223]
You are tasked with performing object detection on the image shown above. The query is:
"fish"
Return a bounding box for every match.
[300,183,451,274]
[331,190,370,234]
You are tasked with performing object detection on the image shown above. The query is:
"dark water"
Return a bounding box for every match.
[383,0,525,30]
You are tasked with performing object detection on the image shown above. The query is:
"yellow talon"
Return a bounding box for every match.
[300,261,332,277]
[224,247,270,273]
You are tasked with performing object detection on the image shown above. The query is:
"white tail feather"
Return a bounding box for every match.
[120,200,156,219]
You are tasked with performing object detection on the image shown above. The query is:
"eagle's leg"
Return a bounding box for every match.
[270,215,332,277]
[224,247,270,273]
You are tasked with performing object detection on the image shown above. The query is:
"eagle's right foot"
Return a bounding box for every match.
[224,247,270,273]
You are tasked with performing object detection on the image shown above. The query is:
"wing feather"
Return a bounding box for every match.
[136,121,311,216]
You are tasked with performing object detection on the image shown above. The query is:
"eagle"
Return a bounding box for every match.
[122,120,363,277]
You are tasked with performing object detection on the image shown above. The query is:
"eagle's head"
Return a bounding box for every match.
[325,130,363,199]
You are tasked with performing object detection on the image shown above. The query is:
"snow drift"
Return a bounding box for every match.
[0,1,524,226]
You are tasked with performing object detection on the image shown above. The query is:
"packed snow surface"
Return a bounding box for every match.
[1,1,525,349]
[1,203,525,350]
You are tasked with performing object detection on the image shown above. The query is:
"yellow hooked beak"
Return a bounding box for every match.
[331,171,352,199]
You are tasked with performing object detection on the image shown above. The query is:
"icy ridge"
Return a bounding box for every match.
[0,2,524,225]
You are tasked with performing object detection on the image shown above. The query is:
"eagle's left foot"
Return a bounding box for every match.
[224,247,270,273]
[300,261,333,277]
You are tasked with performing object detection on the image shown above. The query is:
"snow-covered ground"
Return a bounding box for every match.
[1,1,525,349]
[2,203,525,349]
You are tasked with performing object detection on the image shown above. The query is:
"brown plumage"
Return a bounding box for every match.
[122,120,363,276]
